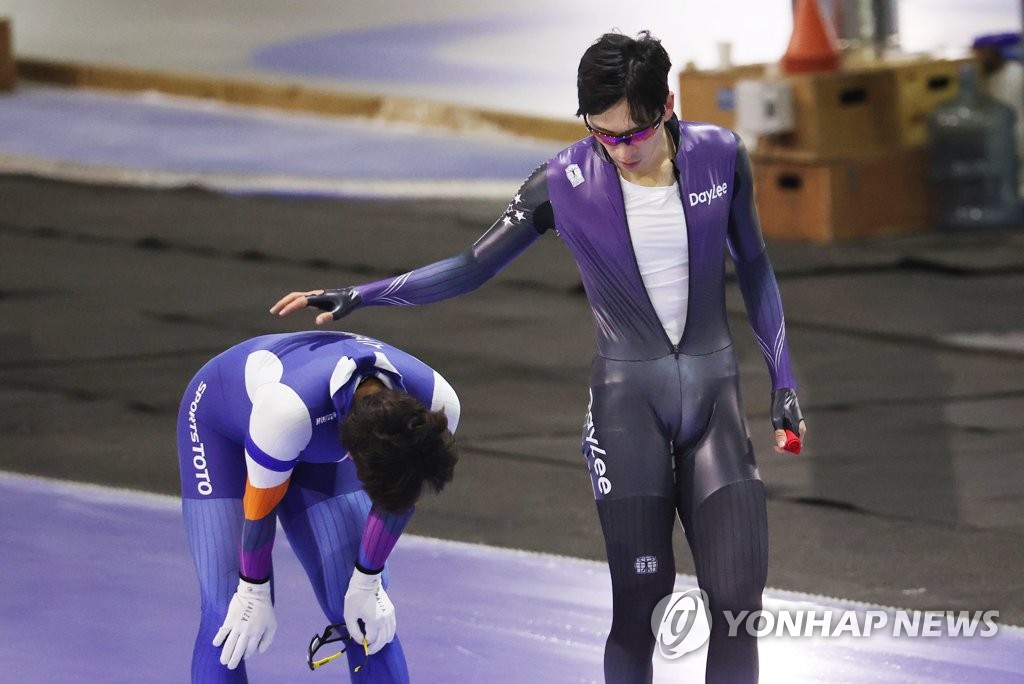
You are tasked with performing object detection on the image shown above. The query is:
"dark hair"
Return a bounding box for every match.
[576,30,672,124]
[340,389,458,513]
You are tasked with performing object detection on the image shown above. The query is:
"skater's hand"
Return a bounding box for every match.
[270,287,361,325]
[343,566,396,655]
[213,577,277,669]
[771,388,806,454]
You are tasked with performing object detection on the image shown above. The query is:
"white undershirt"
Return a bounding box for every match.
[620,176,689,343]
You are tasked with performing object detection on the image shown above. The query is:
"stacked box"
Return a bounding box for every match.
[679,59,967,155]
[678,64,766,131]
[681,64,901,159]
[754,69,901,160]
[875,58,967,147]
[751,148,932,243]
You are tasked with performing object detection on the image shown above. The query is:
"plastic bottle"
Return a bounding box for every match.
[928,64,1021,231]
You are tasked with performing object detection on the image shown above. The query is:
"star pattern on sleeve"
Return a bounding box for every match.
[501,192,532,228]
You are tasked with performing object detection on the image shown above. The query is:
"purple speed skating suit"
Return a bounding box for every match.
[338,118,796,683]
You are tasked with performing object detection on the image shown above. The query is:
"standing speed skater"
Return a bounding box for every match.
[272,30,805,684]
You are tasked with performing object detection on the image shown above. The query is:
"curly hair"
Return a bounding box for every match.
[340,389,458,513]
[576,30,672,125]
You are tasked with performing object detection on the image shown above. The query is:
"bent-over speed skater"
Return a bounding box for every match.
[177,331,460,683]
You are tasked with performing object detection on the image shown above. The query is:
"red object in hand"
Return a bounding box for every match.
[783,429,802,454]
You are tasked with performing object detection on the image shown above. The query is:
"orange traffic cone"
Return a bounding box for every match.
[781,0,841,74]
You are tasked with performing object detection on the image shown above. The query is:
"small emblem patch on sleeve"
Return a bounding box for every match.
[566,164,585,188]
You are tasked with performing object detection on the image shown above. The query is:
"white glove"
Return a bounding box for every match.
[213,577,277,669]
[343,566,396,655]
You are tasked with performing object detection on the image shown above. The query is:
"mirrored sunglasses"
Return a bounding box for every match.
[584,114,663,146]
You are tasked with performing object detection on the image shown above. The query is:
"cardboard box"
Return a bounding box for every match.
[751,148,933,242]
[680,58,970,157]
[754,68,901,159]
[678,64,767,131]
[681,63,900,159]
[0,18,15,91]
[877,58,968,147]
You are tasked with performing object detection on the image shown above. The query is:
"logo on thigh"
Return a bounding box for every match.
[187,380,213,496]
[582,389,612,496]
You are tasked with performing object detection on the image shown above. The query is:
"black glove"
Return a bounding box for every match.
[771,388,804,453]
[306,287,362,321]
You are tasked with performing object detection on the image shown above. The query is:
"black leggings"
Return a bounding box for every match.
[582,349,769,684]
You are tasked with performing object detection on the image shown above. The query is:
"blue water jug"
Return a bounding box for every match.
[928,63,1021,230]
